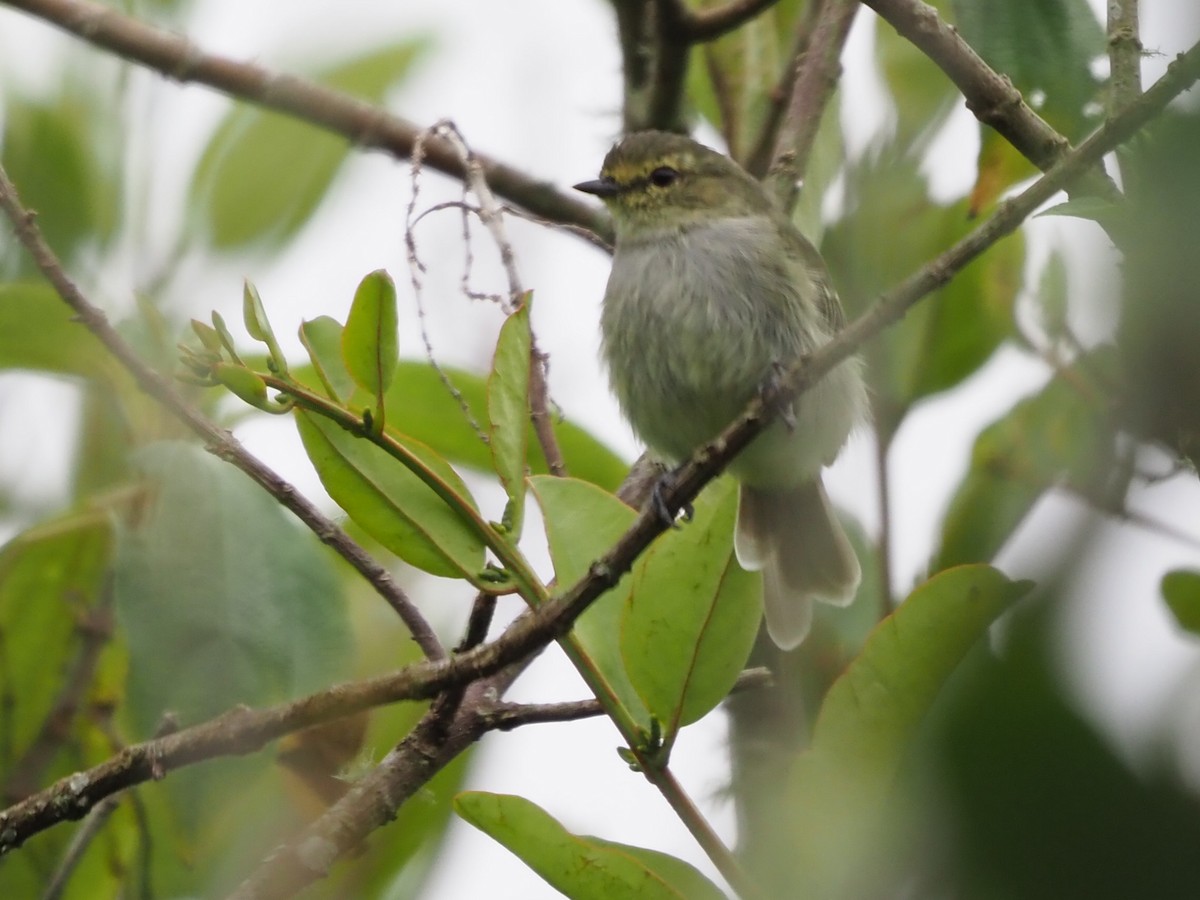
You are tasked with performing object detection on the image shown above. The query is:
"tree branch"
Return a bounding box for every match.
[0,0,609,242]
[766,0,859,208]
[860,0,1120,199]
[0,165,446,663]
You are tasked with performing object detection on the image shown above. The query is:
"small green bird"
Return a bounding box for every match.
[575,131,865,648]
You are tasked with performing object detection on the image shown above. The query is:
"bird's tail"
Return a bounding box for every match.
[734,479,860,649]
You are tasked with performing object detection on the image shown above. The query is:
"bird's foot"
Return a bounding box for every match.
[650,467,694,528]
[759,362,797,431]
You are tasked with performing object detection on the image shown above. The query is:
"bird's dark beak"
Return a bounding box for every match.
[573,178,619,198]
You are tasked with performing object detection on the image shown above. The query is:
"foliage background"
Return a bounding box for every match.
[2,0,1200,898]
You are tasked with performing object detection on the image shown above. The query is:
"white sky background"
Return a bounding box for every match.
[2,1,1200,897]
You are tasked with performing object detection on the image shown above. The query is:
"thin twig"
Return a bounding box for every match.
[0,0,608,242]
[1107,0,1143,194]
[40,797,120,900]
[766,0,859,208]
[483,667,774,730]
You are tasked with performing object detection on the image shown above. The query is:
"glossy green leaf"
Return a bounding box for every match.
[621,477,761,737]
[190,40,426,248]
[1163,570,1200,634]
[935,362,1113,570]
[341,269,399,407]
[488,297,533,529]
[784,565,1030,896]
[114,442,351,734]
[290,356,628,491]
[299,315,356,402]
[295,409,486,582]
[455,792,725,900]
[0,281,113,377]
[530,475,650,730]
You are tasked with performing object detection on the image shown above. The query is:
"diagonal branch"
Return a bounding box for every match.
[678,0,783,42]
[861,0,1120,200]
[766,0,859,208]
[0,0,608,241]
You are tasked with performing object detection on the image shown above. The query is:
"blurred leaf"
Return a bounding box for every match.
[954,0,1104,207]
[113,442,351,734]
[488,297,532,532]
[621,477,761,738]
[876,0,958,153]
[300,316,356,402]
[455,792,725,900]
[824,152,1023,417]
[969,127,1039,215]
[1,91,118,269]
[1035,196,1122,222]
[530,476,650,731]
[341,269,399,409]
[1162,569,1200,634]
[290,358,628,491]
[190,40,427,248]
[0,281,114,377]
[0,511,113,764]
[295,409,486,583]
[934,362,1113,570]
[1035,249,1069,342]
[926,607,1200,900]
[784,565,1030,896]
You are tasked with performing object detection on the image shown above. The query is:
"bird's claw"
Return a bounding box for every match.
[650,469,693,528]
[760,361,797,431]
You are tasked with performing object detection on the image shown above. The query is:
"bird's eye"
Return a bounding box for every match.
[649,166,679,187]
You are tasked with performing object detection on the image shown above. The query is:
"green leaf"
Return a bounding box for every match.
[289,357,628,491]
[530,475,650,731]
[1035,249,1070,342]
[0,281,113,377]
[953,0,1104,138]
[876,1,958,153]
[0,511,114,760]
[242,279,288,375]
[824,153,1023,415]
[1162,570,1200,634]
[488,297,533,531]
[935,360,1113,570]
[341,269,399,415]
[299,315,357,402]
[1036,196,1122,222]
[1,91,119,268]
[114,442,351,733]
[214,362,270,409]
[190,40,427,248]
[295,409,486,582]
[455,792,725,900]
[784,565,1031,896]
[621,477,761,738]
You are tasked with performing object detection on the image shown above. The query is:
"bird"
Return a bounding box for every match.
[575,130,865,648]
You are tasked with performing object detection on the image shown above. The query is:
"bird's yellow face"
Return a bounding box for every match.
[574,131,772,238]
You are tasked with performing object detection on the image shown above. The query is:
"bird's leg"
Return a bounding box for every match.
[759,361,797,431]
[649,465,694,528]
